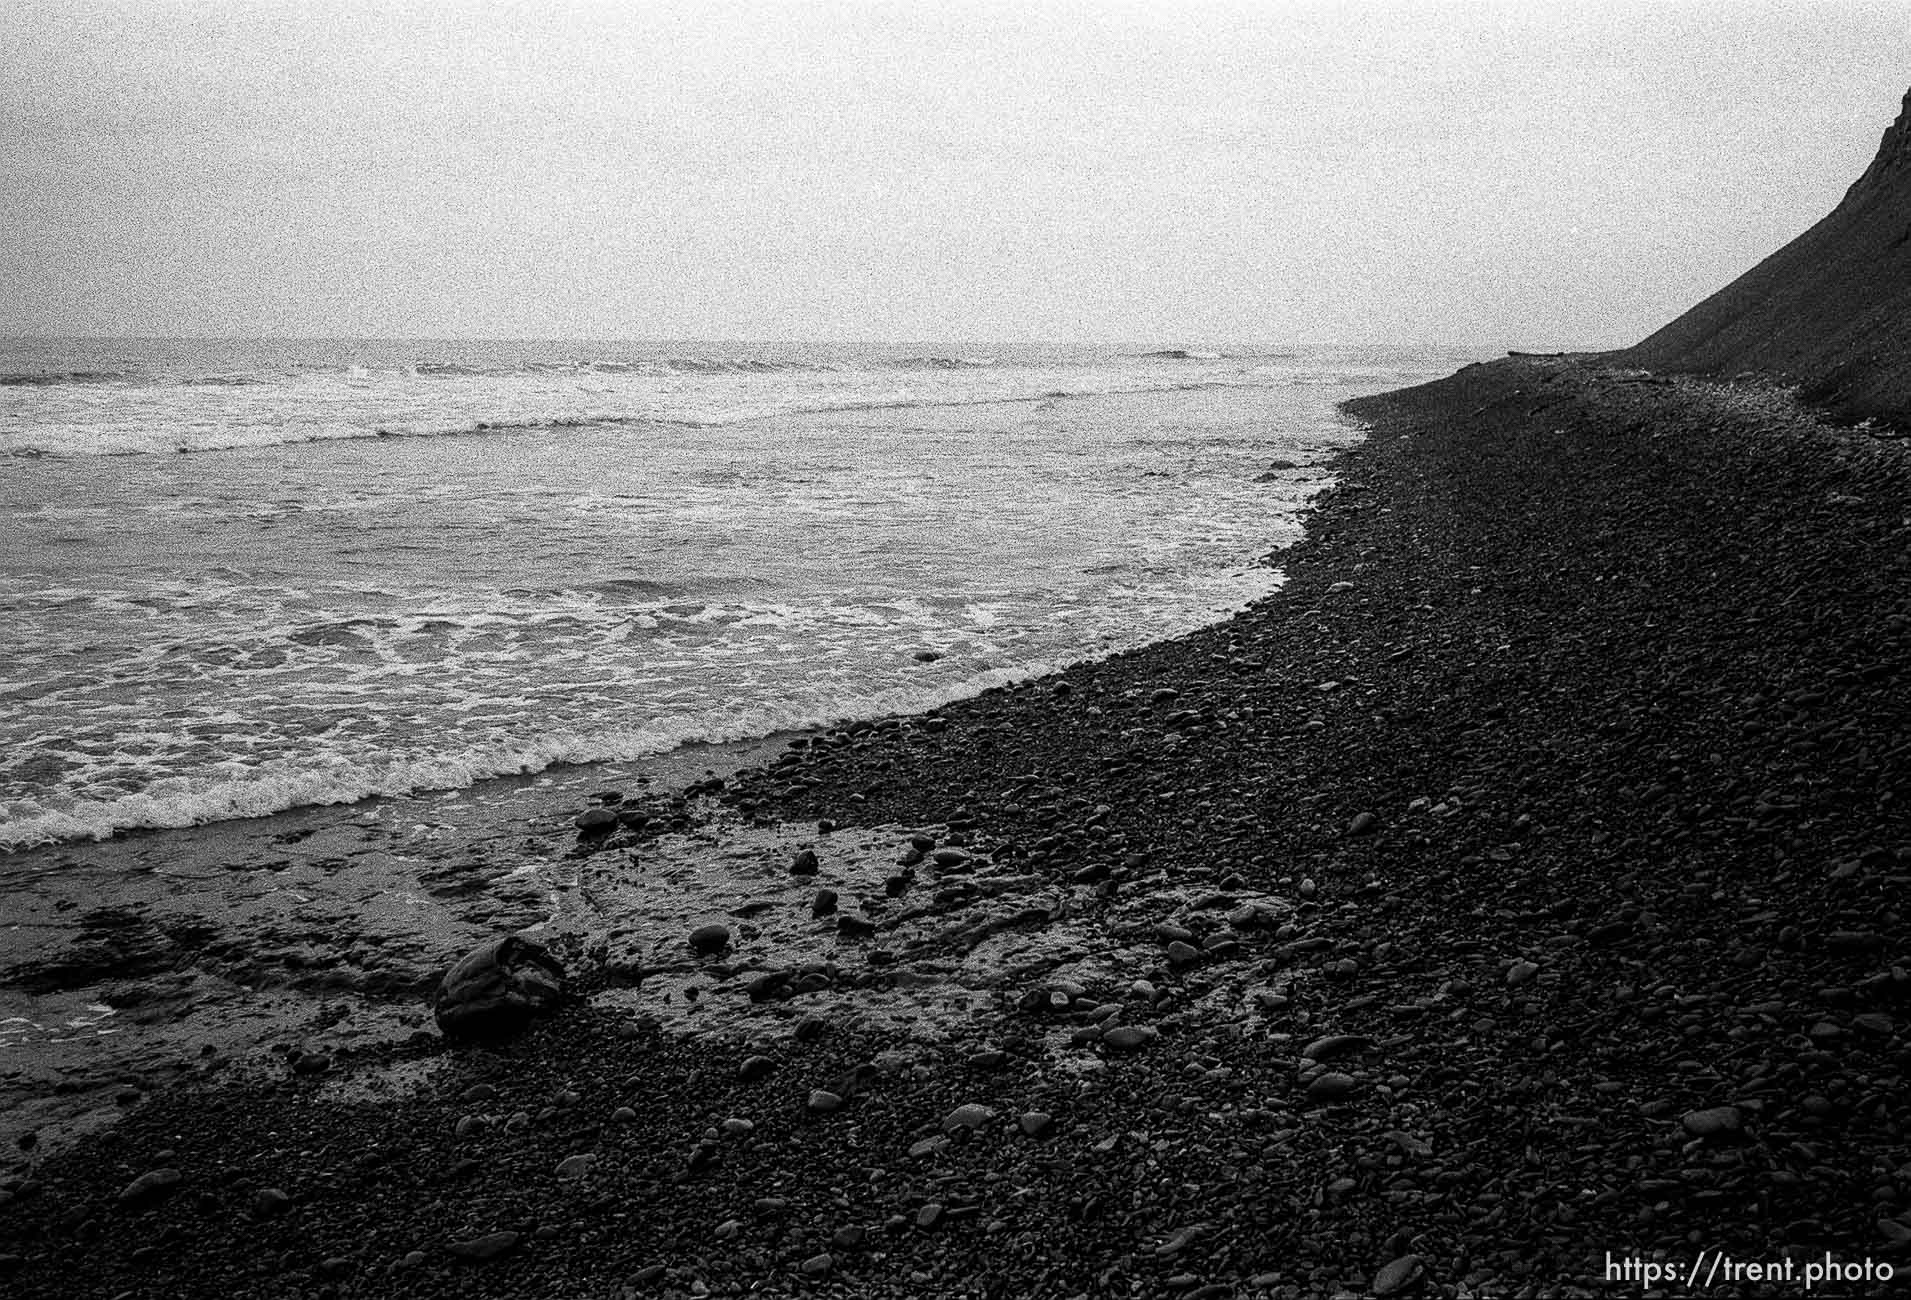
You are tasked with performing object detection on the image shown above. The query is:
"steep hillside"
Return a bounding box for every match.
[1618,88,1911,423]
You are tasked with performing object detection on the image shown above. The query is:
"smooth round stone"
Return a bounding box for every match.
[574,807,619,834]
[1300,1034,1370,1062]
[1374,1254,1426,1296]
[1018,1111,1054,1137]
[118,1169,183,1206]
[807,1090,845,1113]
[1305,1072,1358,1104]
[942,1103,996,1132]
[1681,1106,1743,1138]
[1103,1025,1158,1051]
[688,924,731,956]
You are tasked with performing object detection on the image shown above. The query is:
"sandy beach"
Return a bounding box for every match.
[2,353,1903,1297]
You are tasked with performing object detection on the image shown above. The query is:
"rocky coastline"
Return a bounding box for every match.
[1,354,1906,1298]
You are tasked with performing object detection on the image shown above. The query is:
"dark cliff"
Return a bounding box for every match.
[1616,88,1911,424]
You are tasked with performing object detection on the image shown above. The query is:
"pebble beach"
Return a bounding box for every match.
[2,353,1905,1298]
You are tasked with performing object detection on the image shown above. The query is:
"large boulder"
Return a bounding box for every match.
[432,936,568,1041]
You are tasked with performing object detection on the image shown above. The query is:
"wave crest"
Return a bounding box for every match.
[0,662,1057,852]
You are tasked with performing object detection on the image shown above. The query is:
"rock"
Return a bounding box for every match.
[932,848,971,867]
[808,1090,845,1113]
[791,849,819,876]
[1348,811,1380,836]
[1374,1253,1426,1295]
[746,971,790,1001]
[738,1055,776,1081]
[1018,1111,1054,1137]
[1300,1034,1370,1062]
[1587,921,1634,947]
[432,936,568,1042]
[118,1168,183,1207]
[1681,1106,1743,1139]
[800,1253,833,1277]
[1827,930,1884,955]
[832,1225,869,1250]
[574,807,619,835]
[251,1187,292,1219]
[1305,1072,1357,1104]
[446,1231,520,1263]
[812,889,839,917]
[291,1052,331,1075]
[688,923,731,956]
[611,1107,638,1123]
[554,1154,594,1179]
[1505,960,1540,987]
[1165,940,1202,967]
[942,1103,996,1132]
[1103,1025,1158,1051]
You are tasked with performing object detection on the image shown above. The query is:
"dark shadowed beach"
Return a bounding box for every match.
[1,350,1904,1298]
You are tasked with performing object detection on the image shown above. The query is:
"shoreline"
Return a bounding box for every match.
[2,354,1906,1297]
[0,375,1372,856]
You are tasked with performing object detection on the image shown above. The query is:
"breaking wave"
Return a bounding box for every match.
[0,661,1057,852]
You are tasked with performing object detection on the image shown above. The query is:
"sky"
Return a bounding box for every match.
[2,0,1906,347]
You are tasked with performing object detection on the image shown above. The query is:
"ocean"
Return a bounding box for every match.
[0,339,1481,852]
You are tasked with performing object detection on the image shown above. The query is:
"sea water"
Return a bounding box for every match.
[0,340,1478,850]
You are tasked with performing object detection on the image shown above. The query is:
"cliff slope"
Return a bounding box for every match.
[1617,88,1911,423]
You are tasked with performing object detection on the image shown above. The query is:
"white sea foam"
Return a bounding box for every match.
[0,340,1454,459]
[0,661,1063,851]
[0,341,1486,850]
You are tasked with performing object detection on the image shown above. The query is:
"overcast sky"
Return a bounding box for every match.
[3,0,1906,346]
